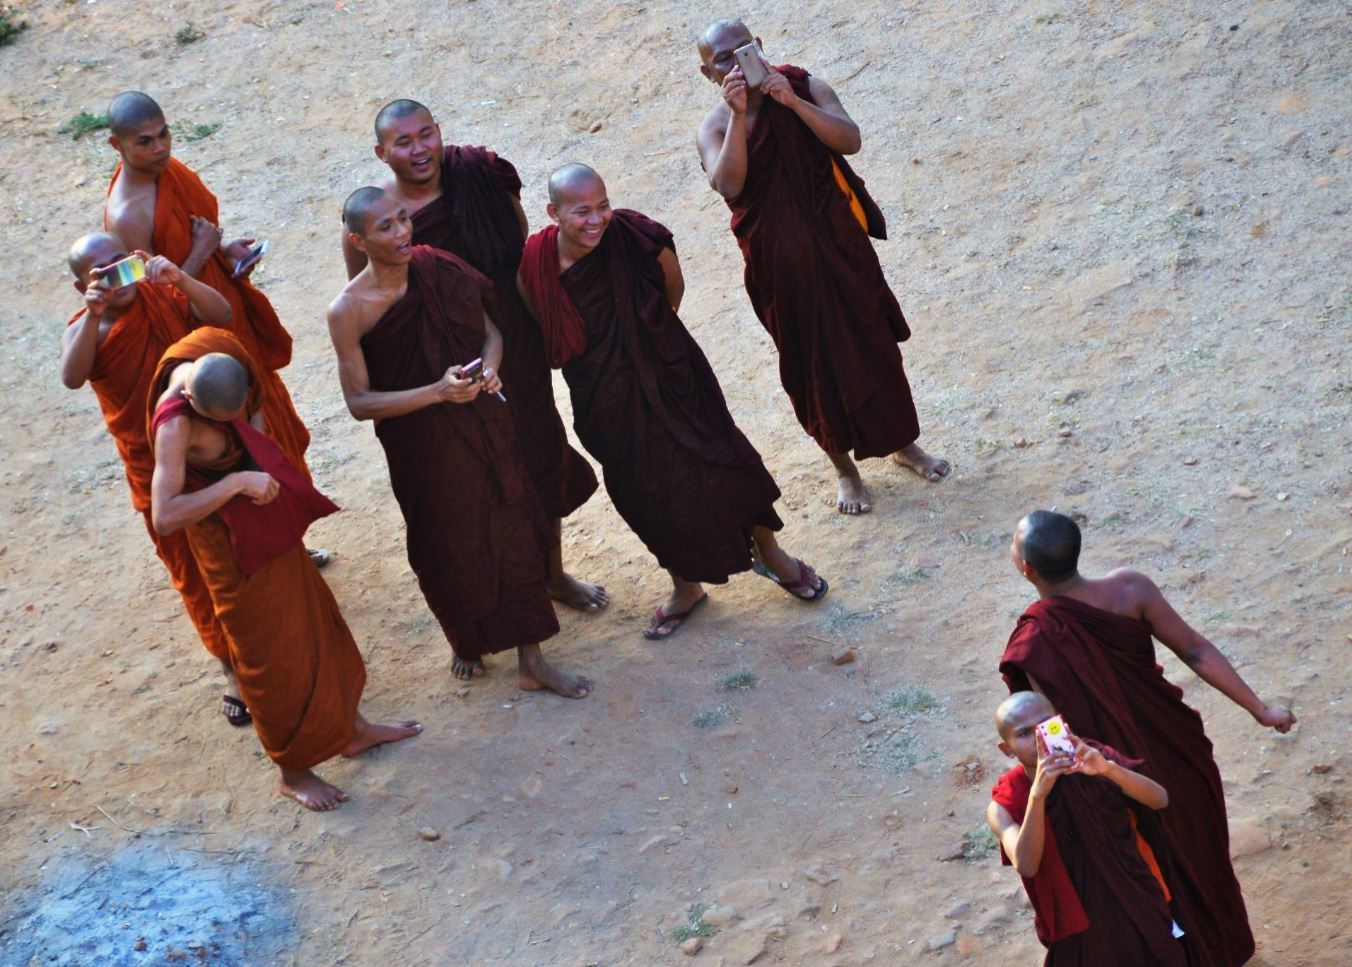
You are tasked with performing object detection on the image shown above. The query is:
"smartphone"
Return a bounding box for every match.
[99,254,146,288]
[734,43,768,88]
[234,240,268,276]
[460,357,485,382]
[1036,715,1077,757]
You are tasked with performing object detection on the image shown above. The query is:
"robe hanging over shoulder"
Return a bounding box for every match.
[108,157,312,476]
[148,329,363,769]
[361,246,558,662]
[724,65,920,459]
[519,210,783,583]
[1001,596,1251,966]
[68,282,228,659]
[409,144,597,520]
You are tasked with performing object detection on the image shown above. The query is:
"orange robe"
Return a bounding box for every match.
[107,157,312,476]
[70,281,228,659]
[147,328,364,768]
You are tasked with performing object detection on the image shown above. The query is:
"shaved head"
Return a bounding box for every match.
[107,91,165,136]
[67,231,125,277]
[995,691,1057,741]
[698,18,752,57]
[187,353,249,418]
[1015,510,1082,582]
[374,98,433,142]
[342,186,389,237]
[548,163,605,206]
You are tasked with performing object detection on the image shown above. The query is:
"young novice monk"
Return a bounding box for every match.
[987,691,1198,966]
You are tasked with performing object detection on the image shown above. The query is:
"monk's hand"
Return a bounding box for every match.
[1070,736,1109,776]
[722,66,749,116]
[439,366,481,404]
[235,471,280,505]
[480,366,503,396]
[190,215,223,258]
[760,67,797,107]
[83,270,111,316]
[1030,731,1075,800]
[142,252,184,287]
[222,237,258,277]
[1256,704,1297,733]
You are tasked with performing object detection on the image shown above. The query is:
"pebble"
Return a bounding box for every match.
[804,865,838,886]
[724,782,739,794]
[454,686,470,698]
[937,841,967,862]
[857,711,878,724]
[1182,456,1198,466]
[699,904,740,928]
[1012,436,1029,448]
[1192,204,1205,216]
[1228,485,1257,500]
[681,937,703,956]
[824,932,844,954]
[929,930,957,951]
[1276,491,1289,501]
[1057,427,1073,438]
[831,644,856,665]
[589,120,603,133]
[417,827,441,842]
[946,900,972,919]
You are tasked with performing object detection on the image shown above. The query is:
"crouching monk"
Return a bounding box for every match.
[327,187,589,697]
[149,328,421,810]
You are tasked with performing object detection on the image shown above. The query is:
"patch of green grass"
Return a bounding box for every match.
[693,706,728,728]
[883,684,939,715]
[973,437,1004,456]
[889,565,933,586]
[175,121,221,142]
[174,24,206,45]
[1035,12,1064,25]
[669,903,717,943]
[59,111,109,140]
[820,604,880,637]
[717,671,756,692]
[0,9,29,47]
[963,823,999,860]
[857,730,938,773]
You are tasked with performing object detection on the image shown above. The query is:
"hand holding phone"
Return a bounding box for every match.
[98,254,147,289]
[459,357,507,402]
[734,43,769,89]
[1036,715,1077,759]
[233,240,268,277]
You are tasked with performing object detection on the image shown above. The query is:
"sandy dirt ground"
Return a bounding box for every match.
[0,0,1348,964]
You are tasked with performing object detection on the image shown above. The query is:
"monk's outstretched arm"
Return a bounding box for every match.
[1128,570,1297,732]
[988,801,1045,877]
[141,253,231,326]
[150,417,277,535]
[60,277,107,389]
[658,248,685,312]
[761,72,862,155]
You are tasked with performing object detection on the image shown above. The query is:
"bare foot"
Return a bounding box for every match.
[548,572,610,612]
[891,442,951,482]
[517,644,591,698]
[646,580,708,638]
[836,474,873,515]
[277,768,349,811]
[341,714,423,757]
[451,655,486,680]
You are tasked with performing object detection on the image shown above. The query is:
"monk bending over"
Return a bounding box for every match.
[149,329,420,810]
[61,232,260,725]
[696,20,949,515]
[1001,509,1296,965]
[327,187,589,697]
[342,100,604,611]
[104,92,319,527]
[518,165,827,639]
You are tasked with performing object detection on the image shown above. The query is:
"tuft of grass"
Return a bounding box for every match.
[174,24,206,45]
[0,8,28,47]
[890,565,933,586]
[717,671,756,692]
[820,604,880,638]
[59,111,109,140]
[883,684,939,715]
[1035,12,1064,25]
[963,823,999,860]
[175,121,221,142]
[693,706,728,728]
[669,903,717,943]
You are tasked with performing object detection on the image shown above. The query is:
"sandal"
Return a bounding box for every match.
[222,694,252,727]
[308,547,332,569]
[643,592,709,640]
[751,558,829,602]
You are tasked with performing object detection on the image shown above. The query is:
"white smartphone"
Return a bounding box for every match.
[1036,715,1076,757]
[234,240,268,276]
[734,43,768,88]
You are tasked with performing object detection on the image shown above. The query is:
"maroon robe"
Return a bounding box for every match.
[411,144,598,520]
[522,210,783,583]
[725,65,920,459]
[992,744,1192,966]
[1002,596,1251,966]
[362,246,558,661]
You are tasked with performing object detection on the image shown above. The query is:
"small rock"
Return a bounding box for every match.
[1057,427,1073,438]
[699,905,740,928]
[779,880,790,890]
[804,865,838,886]
[417,827,441,842]
[133,937,147,952]
[1192,204,1204,216]
[454,686,470,698]
[824,932,844,954]
[857,711,878,724]
[937,841,967,862]
[725,782,739,794]
[588,120,603,133]
[1276,492,1289,502]
[929,930,957,951]
[795,895,821,920]
[831,644,856,665]
[1182,456,1198,466]
[1228,485,1257,500]
[946,900,972,919]
[1012,436,1029,448]
[681,937,704,956]
[1311,764,1333,775]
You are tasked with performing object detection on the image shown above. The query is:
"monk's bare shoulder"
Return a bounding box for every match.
[1100,568,1163,612]
[697,102,731,149]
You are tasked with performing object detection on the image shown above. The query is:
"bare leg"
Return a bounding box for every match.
[517,643,591,698]
[220,657,241,701]
[341,712,423,757]
[546,518,609,612]
[750,527,827,599]
[277,766,349,812]
[828,452,872,515]
[646,573,707,638]
[451,655,486,681]
[890,441,951,482]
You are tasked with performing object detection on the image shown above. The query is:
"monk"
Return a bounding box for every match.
[60,232,255,724]
[1002,509,1297,966]
[988,692,1193,966]
[104,91,318,514]
[327,187,589,697]
[517,165,828,639]
[696,20,949,515]
[149,328,421,810]
[341,99,604,612]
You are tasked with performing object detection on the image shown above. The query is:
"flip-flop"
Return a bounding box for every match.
[643,592,709,640]
[751,558,829,602]
[308,548,332,569]
[221,694,252,727]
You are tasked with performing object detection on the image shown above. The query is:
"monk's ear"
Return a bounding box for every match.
[73,277,88,295]
[699,62,714,82]
[347,229,368,255]
[373,141,386,163]
[107,133,122,154]
[996,740,1014,759]
[545,202,560,225]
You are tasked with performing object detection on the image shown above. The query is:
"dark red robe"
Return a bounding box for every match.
[725,65,920,459]
[362,246,558,662]
[410,145,598,520]
[992,744,1191,966]
[520,210,783,583]
[1002,596,1251,966]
